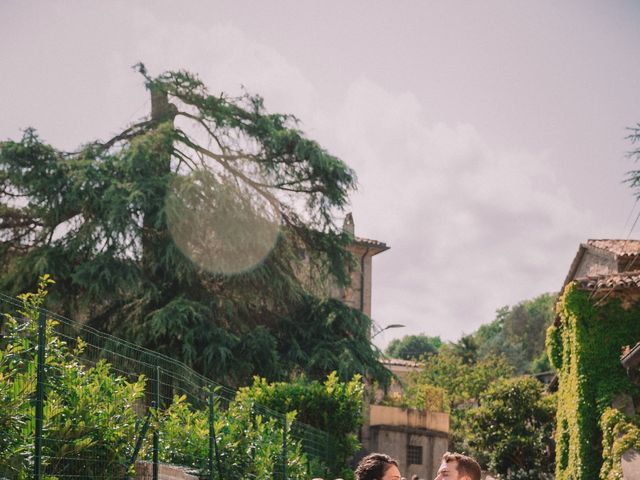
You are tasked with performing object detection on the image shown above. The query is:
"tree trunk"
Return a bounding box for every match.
[141,85,176,284]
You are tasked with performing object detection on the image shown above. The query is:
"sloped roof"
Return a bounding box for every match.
[586,239,640,257]
[574,271,640,291]
[557,242,640,372]
[341,213,389,254]
[353,236,389,252]
[555,240,640,325]
[563,239,640,290]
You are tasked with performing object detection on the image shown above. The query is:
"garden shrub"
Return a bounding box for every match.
[465,376,556,479]
[0,277,321,480]
[236,372,364,479]
[397,383,448,413]
[0,276,145,479]
[159,394,309,479]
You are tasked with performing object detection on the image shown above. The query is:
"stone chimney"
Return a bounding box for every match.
[150,85,177,123]
[343,212,355,235]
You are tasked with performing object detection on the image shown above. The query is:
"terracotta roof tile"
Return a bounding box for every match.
[575,271,640,291]
[354,236,389,250]
[586,239,640,257]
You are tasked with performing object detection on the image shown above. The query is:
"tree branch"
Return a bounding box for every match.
[94,120,155,152]
[177,135,283,214]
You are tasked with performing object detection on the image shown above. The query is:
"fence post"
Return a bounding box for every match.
[125,401,155,479]
[282,415,287,480]
[250,403,256,464]
[33,309,46,480]
[153,365,160,480]
[324,434,330,479]
[208,388,222,480]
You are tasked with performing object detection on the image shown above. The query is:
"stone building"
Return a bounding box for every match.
[340,215,449,479]
[365,360,449,480]
[562,239,640,285]
[551,239,640,479]
[338,213,389,318]
[367,403,449,480]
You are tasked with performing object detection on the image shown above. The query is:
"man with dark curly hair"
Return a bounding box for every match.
[433,452,481,480]
[355,453,402,480]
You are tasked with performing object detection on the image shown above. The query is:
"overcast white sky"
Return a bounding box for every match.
[2,1,640,347]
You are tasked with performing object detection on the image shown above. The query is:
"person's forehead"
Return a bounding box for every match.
[438,460,456,472]
[386,465,402,478]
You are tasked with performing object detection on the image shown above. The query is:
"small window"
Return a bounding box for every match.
[407,445,423,465]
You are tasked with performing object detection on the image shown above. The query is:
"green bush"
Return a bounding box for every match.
[236,372,364,478]
[157,394,209,471]
[402,350,513,452]
[381,382,448,413]
[0,277,326,479]
[465,376,556,479]
[0,276,145,479]
[159,394,309,479]
[0,308,36,477]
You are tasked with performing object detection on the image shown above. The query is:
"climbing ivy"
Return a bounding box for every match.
[550,283,640,480]
[545,321,563,371]
[600,407,640,479]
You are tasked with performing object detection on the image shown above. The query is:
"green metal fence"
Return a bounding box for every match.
[0,292,336,479]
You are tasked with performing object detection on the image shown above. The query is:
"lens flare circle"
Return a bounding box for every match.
[166,171,280,275]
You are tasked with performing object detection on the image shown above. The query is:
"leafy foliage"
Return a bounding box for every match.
[600,407,640,480]
[0,276,145,479]
[407,349,513,408]
[0,279,332,479]
[236,372,365,479]
[385,334,442,360]
[465,376,556,479]
[275,296,391,384]
[383,292,555,464]
[385,382,448,413]
[551,283,640,480]
[159,395,309,479]
[451,334,479,365]
[0,66,387,385]
[473,293,556,374]
[545,322,563,370]
[399,349,512,453]
[0,309,37,477]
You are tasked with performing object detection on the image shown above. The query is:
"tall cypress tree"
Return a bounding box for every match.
[0,65,390,385]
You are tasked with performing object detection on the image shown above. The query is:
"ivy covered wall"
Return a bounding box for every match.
[600,407,640,479]
[547,283,640,479]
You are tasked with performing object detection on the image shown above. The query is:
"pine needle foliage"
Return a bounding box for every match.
[0,65,388,386]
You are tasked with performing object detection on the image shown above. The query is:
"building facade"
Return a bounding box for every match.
[341,214,449,478]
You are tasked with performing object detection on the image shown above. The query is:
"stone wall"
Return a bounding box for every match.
[369,404,449,433]
[135,461,199,480]
[369,425,448,480]
[574,249,617,278]
[622,449,640,479]
[340,243,374,316]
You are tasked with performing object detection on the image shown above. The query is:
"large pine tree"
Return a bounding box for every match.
[0,65,389,385]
